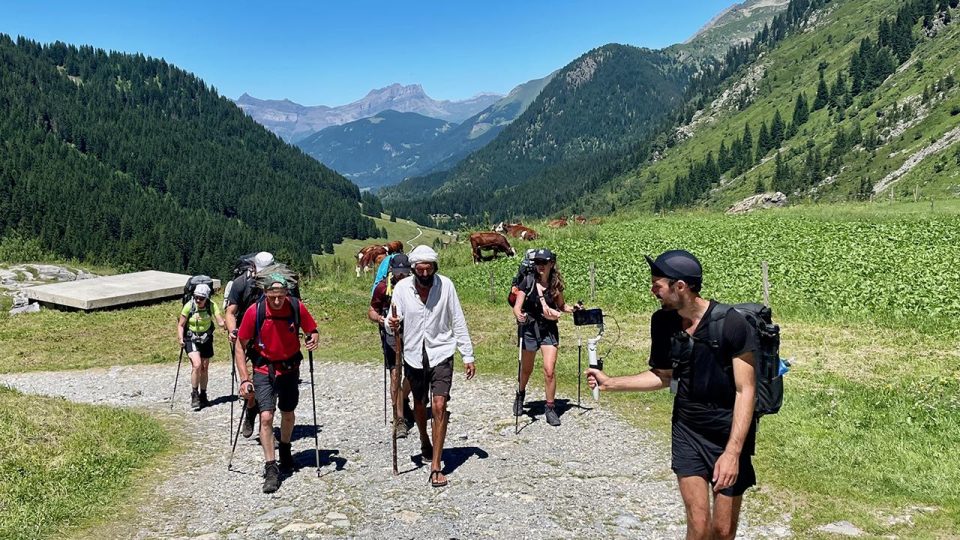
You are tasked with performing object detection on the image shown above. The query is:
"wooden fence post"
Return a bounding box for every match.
[589,262,596,302]
[761,261,770,307]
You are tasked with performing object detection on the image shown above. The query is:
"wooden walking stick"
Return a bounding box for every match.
[391,305,401,475]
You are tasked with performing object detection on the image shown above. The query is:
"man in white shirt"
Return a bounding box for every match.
[388,245,476,488]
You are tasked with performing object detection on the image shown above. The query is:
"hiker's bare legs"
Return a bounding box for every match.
[199,358,210,392]
[188,351,203,388]
[541,345,558,403]
[279,410,295,444]
[413,397,429,446]
[260,410,276,462]
[518,349,536,390]
[711,492,743,540]
[678,475,712,540]
[431,394,448,483]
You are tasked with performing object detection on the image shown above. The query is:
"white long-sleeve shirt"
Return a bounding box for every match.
[390,274,475,369]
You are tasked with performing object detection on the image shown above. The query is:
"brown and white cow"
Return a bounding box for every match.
[495,222,539,241]
[355,240,404,277]
[572,215,587,225]
[547,218,568,229]
[469,232,516,264]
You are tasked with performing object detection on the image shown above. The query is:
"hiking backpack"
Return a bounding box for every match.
[703,303,785,418]
[182,275,214,318]
[370,253,397,297]
[506,250,538,307]
[252,295,302,351]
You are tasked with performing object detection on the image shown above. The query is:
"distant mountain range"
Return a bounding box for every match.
[235,84,502,142]
[296,72,556,189]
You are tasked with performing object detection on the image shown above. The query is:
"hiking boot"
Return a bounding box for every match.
[278,442,294,471]
[513,390,525,417]
[199,390,209,408]
[241,406,257,438]
[544,404,561,427]
[394,416,408,439]
[190,389,201,411]
[262,461,280,493]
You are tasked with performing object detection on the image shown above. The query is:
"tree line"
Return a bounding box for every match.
[0,35,378,277]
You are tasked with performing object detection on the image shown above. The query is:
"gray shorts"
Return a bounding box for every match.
[252,370,300,413]
[521,323,559,351]
[184,331,214,358]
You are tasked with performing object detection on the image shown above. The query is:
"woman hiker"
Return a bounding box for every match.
[511,248,579,426]
[177,283,226,410]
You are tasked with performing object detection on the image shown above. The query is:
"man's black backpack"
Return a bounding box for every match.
[705,303,784,418]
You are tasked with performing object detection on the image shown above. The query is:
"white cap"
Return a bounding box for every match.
[254,251,274,272]
[194,284,211,298]
[408,245,438,265]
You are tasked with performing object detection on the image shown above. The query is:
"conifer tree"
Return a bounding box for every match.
[813,71,830,110]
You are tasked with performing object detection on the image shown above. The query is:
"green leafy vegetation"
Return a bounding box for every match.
[0,386,171,539]
[0,35,378,277]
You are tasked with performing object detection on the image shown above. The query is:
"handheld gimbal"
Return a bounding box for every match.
[575,301,605,406]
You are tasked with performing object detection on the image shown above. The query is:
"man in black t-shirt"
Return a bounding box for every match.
[586,249,757,540]
[226,251,274,438]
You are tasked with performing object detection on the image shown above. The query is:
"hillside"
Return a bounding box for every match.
[382,44,689,223]
[235,85,502,142]
[296,110,457,189]
[672,0,792,61]
[595,0,960,213]
[297,73,556,189]
[0,35,378,276]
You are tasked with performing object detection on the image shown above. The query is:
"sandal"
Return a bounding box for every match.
[430,469,448,488]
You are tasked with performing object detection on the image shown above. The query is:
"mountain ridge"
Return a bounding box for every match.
[235,84,502,142]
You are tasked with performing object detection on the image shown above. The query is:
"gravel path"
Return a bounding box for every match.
[1,361,792,539]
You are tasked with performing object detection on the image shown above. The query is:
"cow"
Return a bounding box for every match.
[572,215,587,225]
[548,218,568,229]
[507,225,539,241]
[469,232,516,264]
[355,241,405,277]
[492,221,523,234]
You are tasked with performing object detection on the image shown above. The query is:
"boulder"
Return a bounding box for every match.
[727,192,788,214]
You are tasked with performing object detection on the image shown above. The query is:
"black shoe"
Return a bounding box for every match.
[241,406,257,438]
[262,461,280,493]
[545,405,561,427]
[278,442,294,471]
[190,389,201,411]
[199,390,209,408]
[513,391,525,417]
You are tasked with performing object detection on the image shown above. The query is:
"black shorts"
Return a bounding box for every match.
[671,420,756,497]
[252,369,300,413]
[404,357,454,404]
[380,329,400,370]
[520,322,559,351]
[184,331,214,358]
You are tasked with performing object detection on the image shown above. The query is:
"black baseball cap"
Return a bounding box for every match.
[532,248,556,262]
[390,253,411,274]
[645,250,702,286]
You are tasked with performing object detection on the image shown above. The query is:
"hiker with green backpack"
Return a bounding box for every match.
[586,249,784,540]
[177,282,226,410]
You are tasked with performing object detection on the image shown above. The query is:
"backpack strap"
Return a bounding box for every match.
[253,295,301,352]
[705,303,733,351]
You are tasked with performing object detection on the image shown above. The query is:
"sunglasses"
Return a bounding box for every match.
[193,296,207,302]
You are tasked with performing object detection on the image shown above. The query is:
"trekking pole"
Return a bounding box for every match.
[515,327,523,435]
[391,306,401,475]
[228,402,246,471]
[170,346,184,410]
[577,330,582,409]
[308,349,321,477]
[383,359,388,426]
[229,342,237,444]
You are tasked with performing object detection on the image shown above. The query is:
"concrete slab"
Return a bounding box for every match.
[23,271,221,311]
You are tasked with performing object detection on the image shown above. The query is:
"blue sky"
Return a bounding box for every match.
[2,1,735,106]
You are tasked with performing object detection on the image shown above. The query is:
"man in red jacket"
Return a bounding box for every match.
[234,265,319,493]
